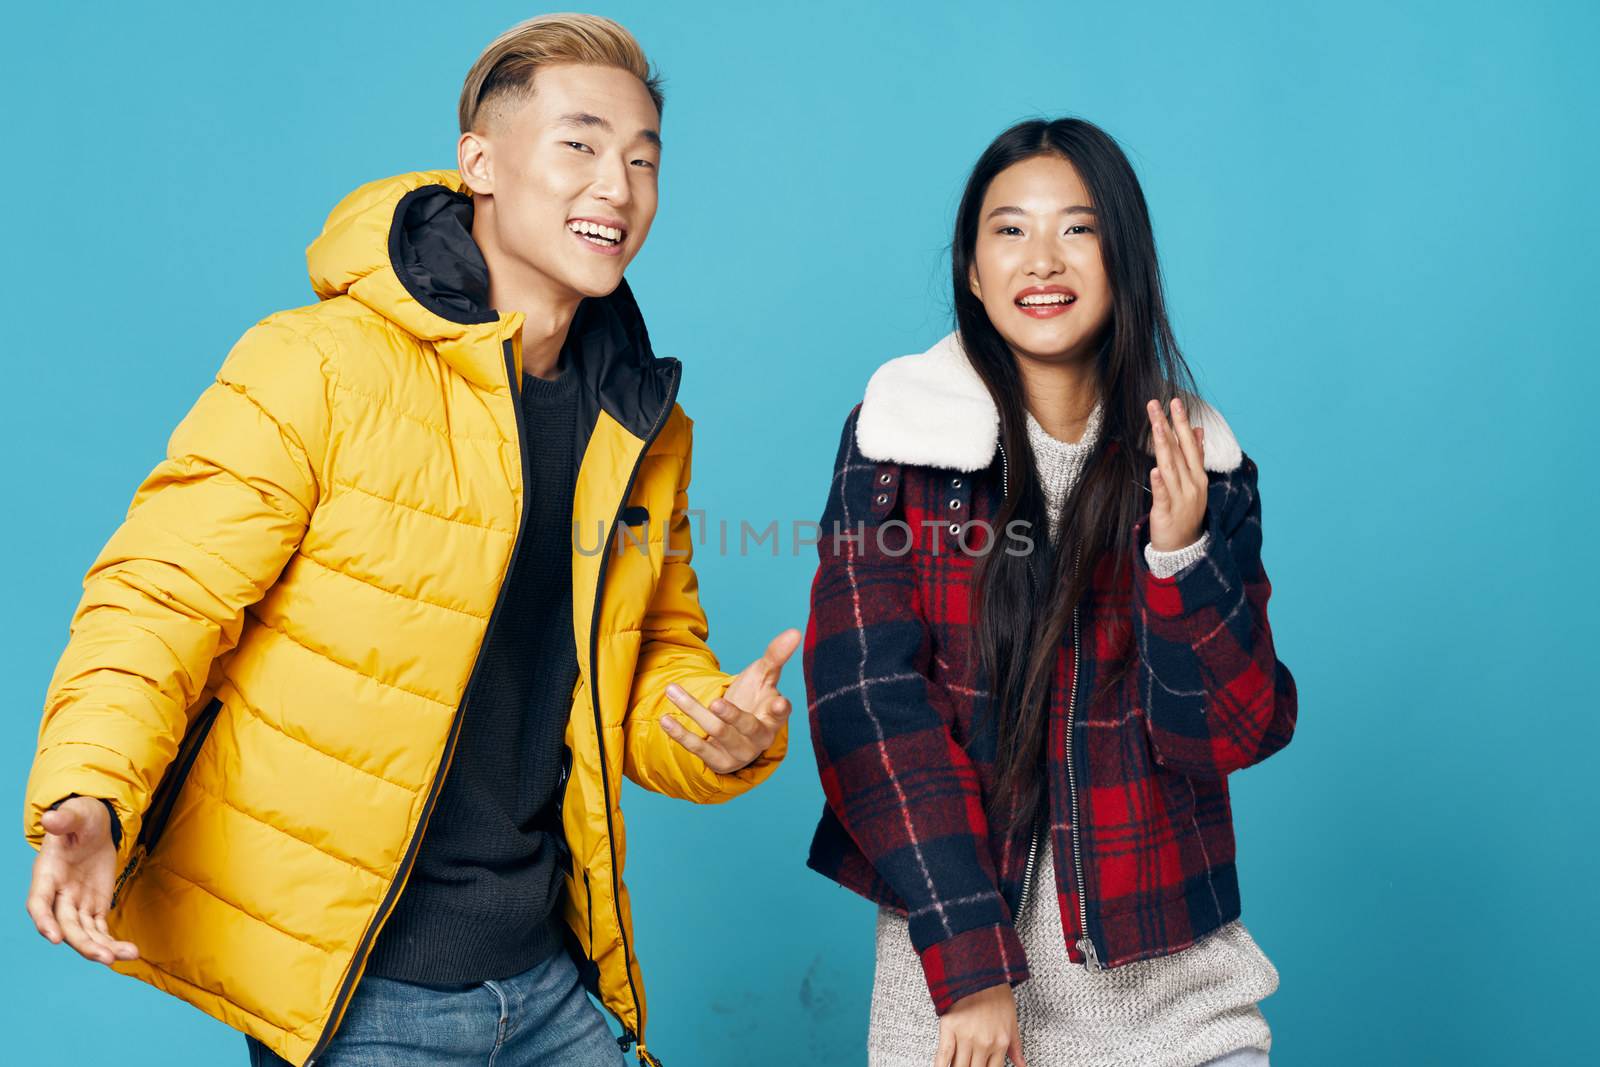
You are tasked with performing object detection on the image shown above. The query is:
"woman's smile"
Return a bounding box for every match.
[1014,284,1078,318]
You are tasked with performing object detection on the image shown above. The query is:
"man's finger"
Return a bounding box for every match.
[91,912,140,959]
[39,805,83,838]
[76,903,120,956]
[665,684,736,744]
[748,694,792,735]
[82,908,138,961]
[1008,1033,1028,1067]
[53,891,111,965]
[759,628,803,678]
[705,697,766,746]
[26,873,63,944]
[659,714,731,772]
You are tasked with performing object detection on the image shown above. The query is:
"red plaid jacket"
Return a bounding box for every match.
[803,336,1297,1014]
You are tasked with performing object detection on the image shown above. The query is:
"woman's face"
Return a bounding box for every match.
[969,154,1112,364]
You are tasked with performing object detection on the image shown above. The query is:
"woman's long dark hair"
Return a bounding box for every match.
[955,118,1201,832]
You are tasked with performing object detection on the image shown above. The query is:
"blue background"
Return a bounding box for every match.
[3,1,1593,1063]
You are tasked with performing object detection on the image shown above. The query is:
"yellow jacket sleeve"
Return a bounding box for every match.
[23,317,331,869]
[621,420,787,804]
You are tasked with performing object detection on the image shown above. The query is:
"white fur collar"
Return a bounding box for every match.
[856,332,1243,473]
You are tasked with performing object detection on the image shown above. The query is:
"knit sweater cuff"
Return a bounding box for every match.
[1144,531,1210,579]
[917,922,1030,1014]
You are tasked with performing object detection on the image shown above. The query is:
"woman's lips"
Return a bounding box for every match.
[1013,286,1077,318]
[1016,300,1075,318]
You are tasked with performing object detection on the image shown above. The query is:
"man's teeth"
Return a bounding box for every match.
[1018,293,1076,306]
[568,220,623,243]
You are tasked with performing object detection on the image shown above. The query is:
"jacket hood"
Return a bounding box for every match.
[856,331,1243,474]
[308,170,495,344]
[305,170,664,414]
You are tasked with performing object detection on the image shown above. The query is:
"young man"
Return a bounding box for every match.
[22,15,795,1067]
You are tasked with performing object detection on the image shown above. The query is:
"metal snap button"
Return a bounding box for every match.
[879,473,892,485]
[951,477,962,488]
[949,499,962,510]
[876,494,889,505]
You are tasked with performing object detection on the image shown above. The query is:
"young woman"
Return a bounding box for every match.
[804,118,1298,1067]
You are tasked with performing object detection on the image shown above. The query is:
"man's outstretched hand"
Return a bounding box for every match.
[660,628,802,773]
[26,796,140,967]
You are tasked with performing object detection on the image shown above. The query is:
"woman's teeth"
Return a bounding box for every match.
[568,220,623,246]
[1017,293,1076,306]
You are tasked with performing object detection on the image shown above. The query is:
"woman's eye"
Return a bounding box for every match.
[630,159,657,169]
[997,225,1023,236]
[1066,224,1095,235]
[563,141,593,154]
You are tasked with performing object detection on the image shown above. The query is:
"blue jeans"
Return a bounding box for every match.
[245,950,625,1067]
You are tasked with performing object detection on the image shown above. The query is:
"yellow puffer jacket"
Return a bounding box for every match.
[23,170,784,1066]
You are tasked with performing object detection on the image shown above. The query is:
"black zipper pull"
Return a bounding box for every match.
[552,745,574,873]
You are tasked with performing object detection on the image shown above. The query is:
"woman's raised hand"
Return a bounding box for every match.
[1145,397,1208,552]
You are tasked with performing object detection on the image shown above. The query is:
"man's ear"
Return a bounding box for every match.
[457,130,494,195]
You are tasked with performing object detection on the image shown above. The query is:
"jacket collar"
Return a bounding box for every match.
[307,170,678,442]
[856,331,1243,473]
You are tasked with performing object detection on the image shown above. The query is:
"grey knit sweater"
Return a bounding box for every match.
[867,400,1277,1067]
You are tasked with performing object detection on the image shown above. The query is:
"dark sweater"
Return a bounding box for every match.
[365,362,582,985]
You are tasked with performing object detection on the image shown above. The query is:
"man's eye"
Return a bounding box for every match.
[563,141,593,153]
[631,159,657,169]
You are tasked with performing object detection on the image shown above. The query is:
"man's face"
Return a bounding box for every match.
[461,63,661,300]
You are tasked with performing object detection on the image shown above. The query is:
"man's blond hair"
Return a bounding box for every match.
[459,13,664,134]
